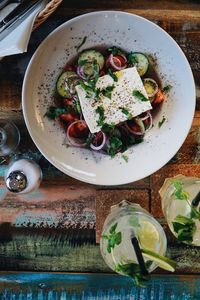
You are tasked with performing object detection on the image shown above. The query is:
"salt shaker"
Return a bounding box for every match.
[5,158,42,194]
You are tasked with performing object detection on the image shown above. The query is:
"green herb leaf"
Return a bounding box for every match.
[96,106,105,126]
[190,208,200,220]
[158,116,166,128]
[119,107,133,120]
[172,180,190,200]
[108,68,118,82]
[107,137,123,157]
[116,262,150,288]
[80,80,94,98]
[75,36,87,52]
[44,107,67,119]
[104,222,122,253]
[101,85,115,99]
[172,215,196,243]
[101,123,115,133]
[109,223,118,234]
[128,53,138,65]
[132,90,149,102]
[78,59,88,66]
[162,85,172,93]
[107,46,123,56]
[122,154,129,163]
[93,59,99,84]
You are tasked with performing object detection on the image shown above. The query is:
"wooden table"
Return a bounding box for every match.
[0,0,200,298]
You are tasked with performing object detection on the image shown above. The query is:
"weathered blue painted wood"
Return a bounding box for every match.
[0,273,199,300]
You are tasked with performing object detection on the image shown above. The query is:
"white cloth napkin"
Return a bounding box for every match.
[0,1,46,58]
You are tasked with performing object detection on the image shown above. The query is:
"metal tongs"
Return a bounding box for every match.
[0,0,43,41]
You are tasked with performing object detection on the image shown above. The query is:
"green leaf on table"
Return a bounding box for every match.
[172,215,196,243]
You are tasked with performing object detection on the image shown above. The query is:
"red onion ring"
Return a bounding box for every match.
[90,132,106,151]
[118,53,128,64]
[66,120,88,147]
[125,118,145,136]
[77,65,87,80]
[139,111,150,121]
[145,112,153,132]
[107,54,126,71]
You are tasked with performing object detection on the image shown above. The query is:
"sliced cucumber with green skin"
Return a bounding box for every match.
[56,71,78,97]
[128,52,149,76]
[78,49,105,70]
[143,78,158,98]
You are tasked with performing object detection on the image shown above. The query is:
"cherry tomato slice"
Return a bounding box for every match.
[68,122,89,139]
[63,99,73,107]
[60,112,78,124]
[153,89,165,104]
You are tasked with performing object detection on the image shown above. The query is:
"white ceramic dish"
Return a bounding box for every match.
[22,11,195,185]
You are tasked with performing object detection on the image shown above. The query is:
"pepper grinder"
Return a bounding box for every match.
[5,158,42,194]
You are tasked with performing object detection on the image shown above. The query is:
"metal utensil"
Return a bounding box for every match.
[0,0,43,41]
[0,0,22,11]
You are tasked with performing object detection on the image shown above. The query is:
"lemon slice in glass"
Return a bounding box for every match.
[137,220,159,251]
[141,248,176,272]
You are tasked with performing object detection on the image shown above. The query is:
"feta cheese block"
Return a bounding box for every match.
[76,67,152,133]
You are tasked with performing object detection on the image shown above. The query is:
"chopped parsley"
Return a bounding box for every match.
[45,107,67,119]
[78,59,88,66]
[158,116,166,128]
[119,107,132,120]
[172,215,196,243]
[128,53,138,65]
[95,106,105,126]
[108,68,118,82]
[101,85,115,99]
[132,90,149,102]
[162,85,172,93]
[122,154,129,162]
[101,123,115,133]
[107,136,123,157]
[107,46,123,56]
[75,36,87,52]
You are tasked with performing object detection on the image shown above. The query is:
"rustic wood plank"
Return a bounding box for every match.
[0,184,96,229]
[150,164,200,217]
[0,272,200,299]
[96,189,150,242]
[60,0,200,11]
[0,226,199,274]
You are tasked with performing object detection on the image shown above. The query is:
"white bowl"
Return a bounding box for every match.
[22,11,195,185]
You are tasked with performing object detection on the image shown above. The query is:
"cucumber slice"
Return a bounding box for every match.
[56,71,77,98]
[128,52,149,76]
[78,50,105,70]
[143,78,158,97]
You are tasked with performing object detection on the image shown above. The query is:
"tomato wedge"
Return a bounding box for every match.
[153,89,165,104]
[68,122,89,138]
[60,112,78,124]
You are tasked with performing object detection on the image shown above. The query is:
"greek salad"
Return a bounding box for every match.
[45,47,170,158]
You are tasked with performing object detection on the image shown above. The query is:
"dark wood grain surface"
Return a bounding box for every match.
[0,0,200,276]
